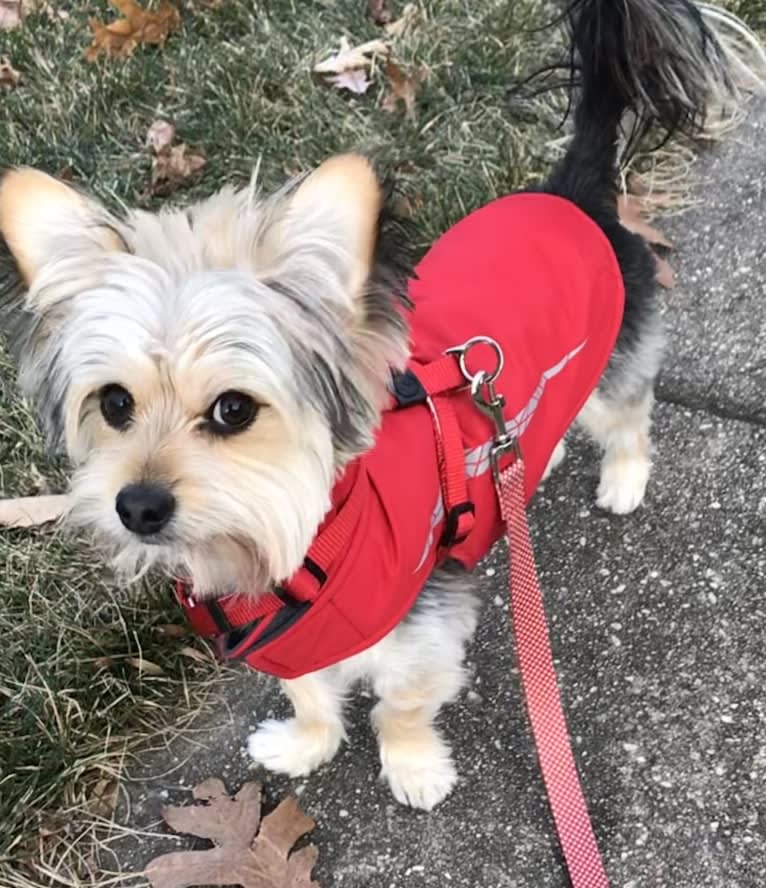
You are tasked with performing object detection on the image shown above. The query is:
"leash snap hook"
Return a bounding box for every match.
[471,371,521,482]
[446,336,521,483]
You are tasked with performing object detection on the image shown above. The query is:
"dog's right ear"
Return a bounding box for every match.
[0,167,123,286]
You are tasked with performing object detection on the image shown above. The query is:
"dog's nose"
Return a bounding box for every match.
[115,484,176,536]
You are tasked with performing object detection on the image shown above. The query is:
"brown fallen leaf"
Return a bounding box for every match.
[149,142,206,196]
[326,69,371,95]
[617,193,676,290]
[0,55,20,88]
[653,254,676,289]
[0,0,20,29]
[385,3,420,38]
[381,59,427,120]
[144,779,321,888]
[87,776,120,818]
[85,0,181,63]
[125,656,165,675]
[369,0,391,24]
[0,494,68,528]
[154,623,188,639]
[617,193,673,249]
[146,118,176,153]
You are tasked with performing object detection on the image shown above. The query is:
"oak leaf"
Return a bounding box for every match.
[144,779,321,888]
[385,3,420,38]
[143,120,206,197]
[85,0,181,62]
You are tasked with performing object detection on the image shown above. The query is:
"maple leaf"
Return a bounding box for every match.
[144,779,321,888]
[85,0,181,63]
[0,55,20,88]
[381,59,427,120]
[617,193,676,290]
[0,494,68,528]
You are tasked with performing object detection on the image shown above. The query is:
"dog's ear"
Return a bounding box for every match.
[281,154,383,305]
[0,167,123,285]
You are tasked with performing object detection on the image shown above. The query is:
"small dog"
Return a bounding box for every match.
[0,0,758,810]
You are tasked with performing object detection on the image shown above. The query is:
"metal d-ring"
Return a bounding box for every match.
[446,335,505,386]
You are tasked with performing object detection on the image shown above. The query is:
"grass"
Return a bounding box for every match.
[0,0,763,885]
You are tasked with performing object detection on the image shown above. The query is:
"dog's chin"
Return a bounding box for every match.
[95,530,272,599]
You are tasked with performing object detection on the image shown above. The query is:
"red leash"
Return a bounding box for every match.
[453,334,609,887]
[498,455,609,887]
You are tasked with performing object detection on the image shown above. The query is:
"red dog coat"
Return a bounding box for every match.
[178,193,624,678]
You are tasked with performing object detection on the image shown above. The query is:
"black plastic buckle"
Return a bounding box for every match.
[390,369,428,408]
[440,501,476,547]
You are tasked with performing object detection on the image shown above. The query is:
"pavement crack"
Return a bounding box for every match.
[656,387,766,429]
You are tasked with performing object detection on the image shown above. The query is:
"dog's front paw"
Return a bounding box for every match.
[597,454,650,514]
[378,730,458,811]
[247,718,344,777]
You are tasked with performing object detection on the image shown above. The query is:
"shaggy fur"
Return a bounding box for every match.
[0,0,761,809]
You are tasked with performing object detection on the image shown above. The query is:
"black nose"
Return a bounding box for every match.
[115,484,176,536]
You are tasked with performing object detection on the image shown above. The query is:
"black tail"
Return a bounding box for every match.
[547,0,740,208]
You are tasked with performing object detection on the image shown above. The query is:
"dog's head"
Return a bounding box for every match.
[0,157,410,595]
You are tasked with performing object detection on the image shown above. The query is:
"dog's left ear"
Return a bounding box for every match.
[282,154,383,306]
[0,167,123,286]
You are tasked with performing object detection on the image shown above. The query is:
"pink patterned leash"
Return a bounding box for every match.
[448,335,610,887]
[498,456,610,888]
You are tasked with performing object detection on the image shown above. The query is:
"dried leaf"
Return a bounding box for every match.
[0,56,21,88]
[144,781,321,888]
[326,70,371,95]
[125,657,165,675]
[0,494,68,528]
[368,0,391,24]
[154,623,187,639]
[385,3,420,38]
[0,0,20,29]
[617,194,673,249]
[85,0,181,63]
[653,254,676,289]
[146,119,176,153]
[179,645,211,663]
[313,37,389,76]
[617,192,677,290]
[87,777,120,818]
[381,59,426,120]
[149,143,206,196]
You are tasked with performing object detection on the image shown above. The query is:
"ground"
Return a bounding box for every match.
[0,2,765,887]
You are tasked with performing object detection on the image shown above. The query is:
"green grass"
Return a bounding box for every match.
[0,0,763,884]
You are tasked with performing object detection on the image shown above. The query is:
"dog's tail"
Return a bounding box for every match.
[546,0,763,207]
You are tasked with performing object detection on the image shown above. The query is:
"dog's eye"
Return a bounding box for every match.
[209,391,259,434]
[100,384,134,430]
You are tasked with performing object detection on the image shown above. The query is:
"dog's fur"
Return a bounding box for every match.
[0,0,760,809]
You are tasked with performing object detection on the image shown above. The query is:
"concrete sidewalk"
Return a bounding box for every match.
[114,101,766,888]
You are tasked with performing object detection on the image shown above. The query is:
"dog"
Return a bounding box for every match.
[0,0,759,811]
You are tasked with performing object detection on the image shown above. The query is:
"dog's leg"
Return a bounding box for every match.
[247,669,347,776]
[577,386,653,515]
[369,571,477,810]
[542,438,567,481]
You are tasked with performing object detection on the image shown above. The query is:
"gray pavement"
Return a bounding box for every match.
[113,104,766,887]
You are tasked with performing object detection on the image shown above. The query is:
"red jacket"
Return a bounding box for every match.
[178,193,624,678]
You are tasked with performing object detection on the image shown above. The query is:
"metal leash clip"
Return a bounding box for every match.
[446,336,521,482]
